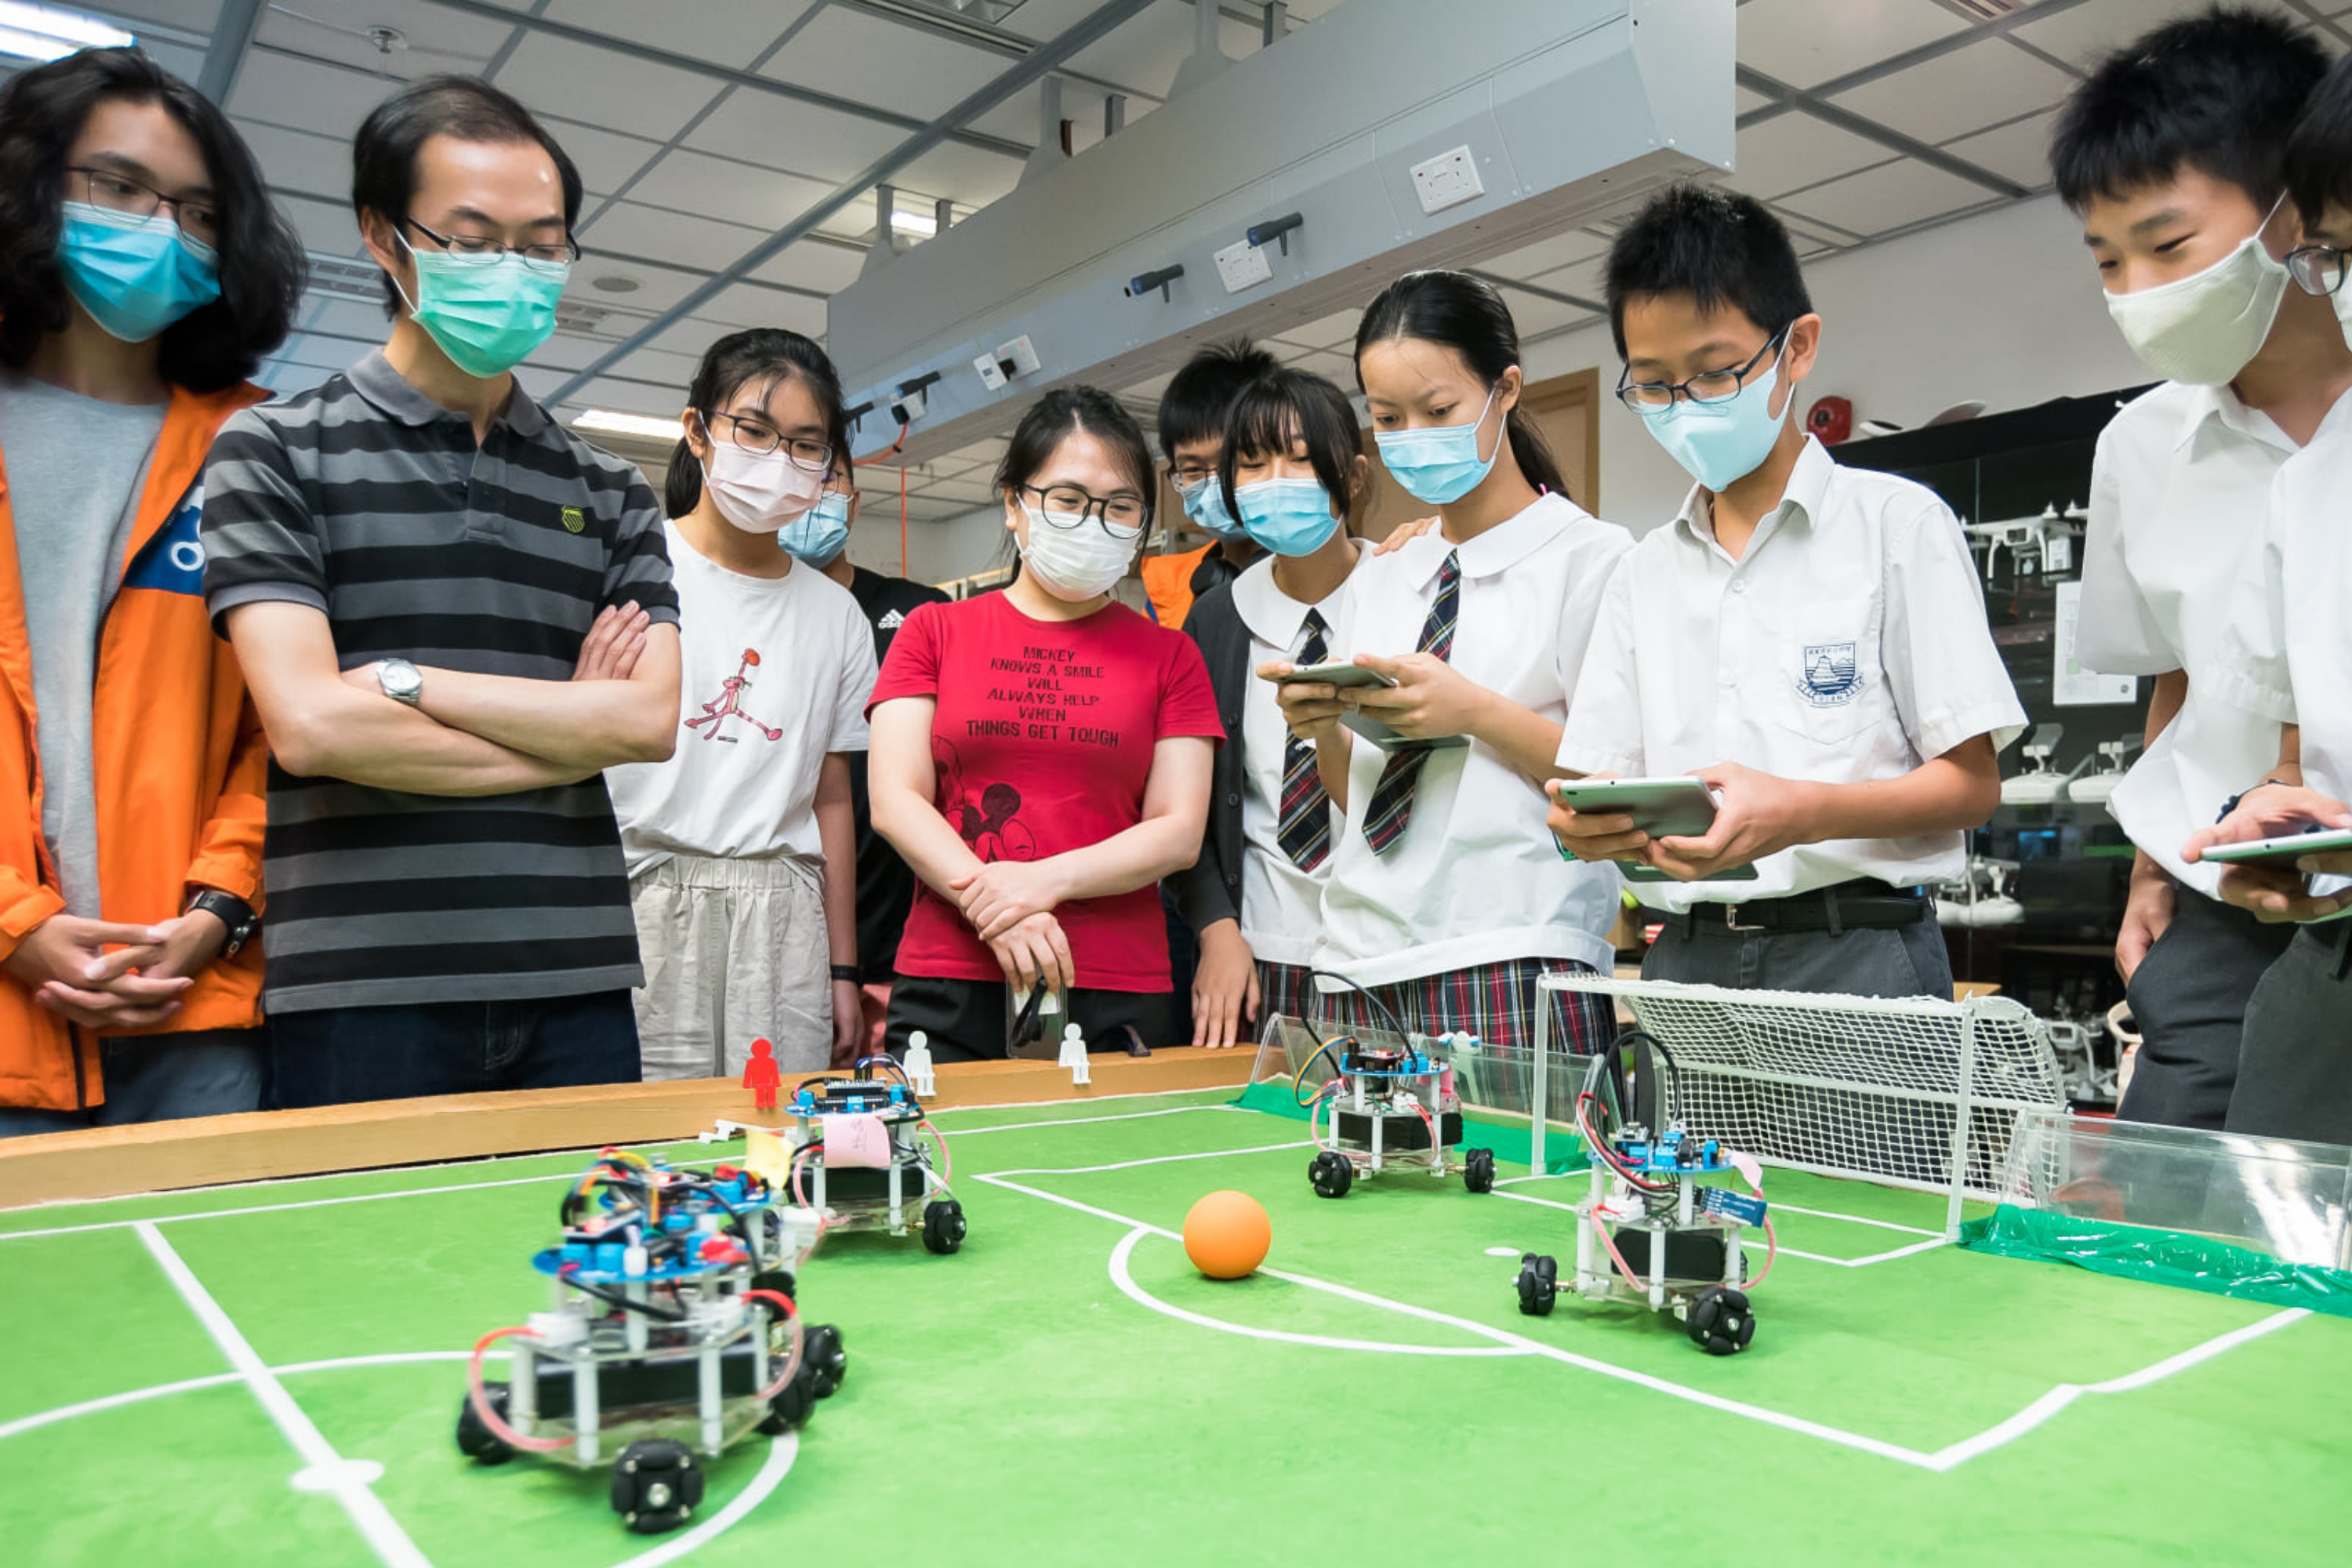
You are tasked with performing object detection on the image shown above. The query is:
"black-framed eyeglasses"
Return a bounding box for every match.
[2288,242,2350,298]
[67,166,218,245]
[1615,329,1788,412]
[401,215,579,273]
[1167,459,1218,489]
[703,410,833,472]
[1020,483,1149,539]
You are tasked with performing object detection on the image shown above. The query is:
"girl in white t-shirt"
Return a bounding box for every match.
[607,329,878,1077]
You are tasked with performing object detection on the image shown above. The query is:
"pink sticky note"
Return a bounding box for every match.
[820,1112,892,1170]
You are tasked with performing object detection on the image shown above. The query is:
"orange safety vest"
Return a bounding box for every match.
[0,381,270,1111]
[1141,543,1215,631]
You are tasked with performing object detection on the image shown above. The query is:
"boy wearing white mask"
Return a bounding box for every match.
[2048,9,2352,1129]
[867,387,1221,1062]
[605,329,877,1078]
[1550,187,2022,999]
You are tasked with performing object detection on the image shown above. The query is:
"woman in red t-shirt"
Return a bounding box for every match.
[869,387,1223,1060]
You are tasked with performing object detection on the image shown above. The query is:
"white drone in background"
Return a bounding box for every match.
[2065,736,2142,805]
[2002,724,2140,808]
[1936,854,2023,928]
[1963,503,2087,585]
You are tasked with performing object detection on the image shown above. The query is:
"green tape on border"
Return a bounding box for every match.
[1230,1080,1590,1175]
[1958,1203,2352,1320]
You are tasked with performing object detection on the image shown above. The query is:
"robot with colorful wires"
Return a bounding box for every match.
[456,1149,844,1534]
[1294,983,1496,1199]
[709,1054,966,1255]
[1514,1036,1777,1356]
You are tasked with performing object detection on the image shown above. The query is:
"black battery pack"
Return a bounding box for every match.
[1607,1225,1728,1283]
[1334,1108,1465,1150]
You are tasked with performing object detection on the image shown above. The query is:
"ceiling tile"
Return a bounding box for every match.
[887,141,1029,212]
[1531,254,1608,304]
[534,116,666,202]
[1940,108,2063,191]
[107,0,222,25]
[277,192,365,256]
[272,333,365,373]
[760,7,1008,110]
[1776,158,1999,236]
[1725,110,1896,200]
[255,0,516,76]
[2010,0,2307,71]
[1735,85,1776,116]
[1736,0,1969,89]
[511,330,615,372]
[1479,227,1609,282]
[1828,38,2078,145]
[579,201,767,273]
[687,93,906,186]
[1493,292,1598,339]
[227,50,387,141]
[492,31,721,143]
[541,0,815,60]
[1278,309,1362,350]
[694,281,830,338]
[627,149,836,232]
[298,298,393,341]
[234,118,348,200]
[1289,349,1354,384]
[609,344,707,386]
[560,375,682,418]
[564,259,717,315]
[749,240,872,295]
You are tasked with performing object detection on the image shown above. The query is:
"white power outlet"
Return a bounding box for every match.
[996,335,1041,378]
[1213,238,1274,294]
[1410,144,1485,216]
[973,353,1007,391]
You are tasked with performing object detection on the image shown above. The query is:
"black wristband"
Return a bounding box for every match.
[829,964,862,984]
[185,887,260,957]
[2218,778,2295,822]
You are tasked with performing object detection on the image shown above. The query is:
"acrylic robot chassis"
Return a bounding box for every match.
[1513,1045,1777,1355]
[713,1055,966,1256]
[1298,1022,1497,1200]
[456,1149,848,1534]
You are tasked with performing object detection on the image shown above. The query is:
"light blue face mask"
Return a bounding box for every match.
[1638,343,1791,493]
[57,201,220,343]
[396,234,568,378]
[1233,477,1341,557]
[1372,386,1500,506]
[1177,473,1251,543]
[779,491,852,564]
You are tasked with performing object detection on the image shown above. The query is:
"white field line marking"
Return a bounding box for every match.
[0,1350,503,1444]
[991,1146,2318,1474]
[0,1107,1258,1243]
[604,1431,797,1568]
[136,1221,433,1568]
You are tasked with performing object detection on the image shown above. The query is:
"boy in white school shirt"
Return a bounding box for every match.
[2181,52,2352,1148]
[1551,186,2023,1000]
[2046,9,2352,1130]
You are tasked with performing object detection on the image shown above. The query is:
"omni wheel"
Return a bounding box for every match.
[922,1198,966,1254]
[1308,1149,1353,1199]
[610,1439,704,1534]
[1685,1285,1756,1356]
[455,1384,514,1465]
[1515,1253,1558,1317]
[803,1323,848,1398]
[1462,1147,1497,1194]
[758,1359,821,1435]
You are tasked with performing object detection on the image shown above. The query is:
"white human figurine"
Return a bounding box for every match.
[904,1029,937,1099]
[1058,1020,1089,1085]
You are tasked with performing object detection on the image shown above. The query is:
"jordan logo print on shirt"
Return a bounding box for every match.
[684,648,783,743]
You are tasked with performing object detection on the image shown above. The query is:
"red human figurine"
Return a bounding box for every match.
[742,1036,782,1112]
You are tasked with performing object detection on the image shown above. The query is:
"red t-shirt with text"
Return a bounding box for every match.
[868,592,1224,990]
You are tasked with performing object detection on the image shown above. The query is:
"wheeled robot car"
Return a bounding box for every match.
[1296,1022,1497,1200]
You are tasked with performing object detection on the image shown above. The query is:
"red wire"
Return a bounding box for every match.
[465,1327,572,1453]
[742,1287,806,1401]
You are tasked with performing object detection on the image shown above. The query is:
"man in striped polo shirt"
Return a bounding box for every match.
[201,77,680,1104]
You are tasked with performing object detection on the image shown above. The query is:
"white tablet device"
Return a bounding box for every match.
[1275,660,1398,689]
[1552,777,1759,883]
[2199,826,2352,866]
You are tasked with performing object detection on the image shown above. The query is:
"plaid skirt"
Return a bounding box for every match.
[1294,956,1616,1056]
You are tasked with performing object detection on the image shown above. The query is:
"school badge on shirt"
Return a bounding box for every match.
[561,505,586,533]
[1799,641,1862,706]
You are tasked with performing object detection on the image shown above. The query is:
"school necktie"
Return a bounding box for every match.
[1361,550,1459,856]
[1276,608,1333,872]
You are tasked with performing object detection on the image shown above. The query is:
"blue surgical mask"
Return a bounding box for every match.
[1233,477,1341,557]
[1178,474,1250,543]
[396,234,567,378]
[1372,386,1500,506]
[1638,345,1790,492]
[780,491,852,564]
[56,201,220,343]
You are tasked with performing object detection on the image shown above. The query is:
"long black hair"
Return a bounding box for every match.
[664,327,847,518]
[1352,269,1566,499]
[0,47,305,393]
[1218,367,1362,526]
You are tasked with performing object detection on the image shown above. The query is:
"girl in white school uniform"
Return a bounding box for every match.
[1272,270,1631,1052]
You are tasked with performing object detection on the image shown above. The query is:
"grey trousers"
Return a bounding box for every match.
[1641,913,1954,999]
[2116,889,2295,1131]
[2224,921,2352,1145]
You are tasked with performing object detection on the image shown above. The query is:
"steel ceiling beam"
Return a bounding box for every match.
[1736,64,2027,198]
[195,0,268,107]
[546,0,1161,409]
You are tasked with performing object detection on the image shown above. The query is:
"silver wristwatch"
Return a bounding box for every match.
[377,657,423,706]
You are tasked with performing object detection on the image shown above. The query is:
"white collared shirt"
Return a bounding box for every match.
[2078,381,2295,895]
[1557,437,2026,912]
[1314,491,1631,985]
[1230,544,1369,967]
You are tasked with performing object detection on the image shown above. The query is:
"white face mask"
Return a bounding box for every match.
[700,438,826,534]
[2104,198,2290,386]
[1016,503,1134,602]
[2328,281,2352,355]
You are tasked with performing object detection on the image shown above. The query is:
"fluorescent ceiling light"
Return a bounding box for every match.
[573,409,684,441]
[0,2,135,61]
[890,209,939,240]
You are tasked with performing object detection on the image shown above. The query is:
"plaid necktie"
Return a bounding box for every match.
[1276,608,1333,871]
[1362,550,1460,855]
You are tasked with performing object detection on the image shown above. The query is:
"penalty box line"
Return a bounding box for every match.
[976,1143,2313,1474]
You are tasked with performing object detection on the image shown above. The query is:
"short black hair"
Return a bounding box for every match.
[1156,336,1278,459]
[0,46,304,393]
[995,385,1156,529]
[2050,6,2325,212]
[352,74,583,316]
[1218,368,1361,526]
[2285,51,2352,228]
[1354,270,1568,497]
[664,328,846,518]
[1603,183,1812,361]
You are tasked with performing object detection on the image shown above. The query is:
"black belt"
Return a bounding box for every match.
[1672,880,1929,938]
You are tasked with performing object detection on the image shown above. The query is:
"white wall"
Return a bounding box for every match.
[1527,193,2151,532]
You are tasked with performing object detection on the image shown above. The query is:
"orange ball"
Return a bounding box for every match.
[1182,1189,1271,1279]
